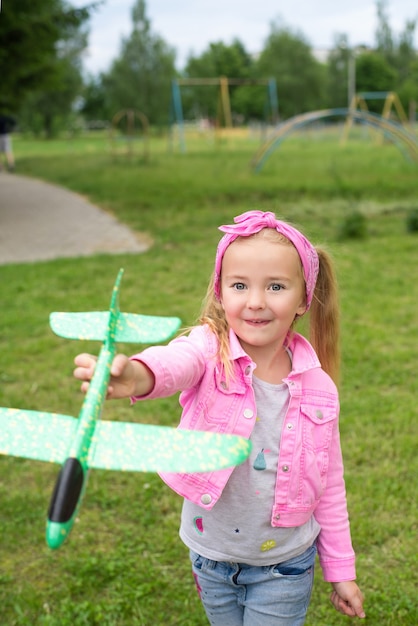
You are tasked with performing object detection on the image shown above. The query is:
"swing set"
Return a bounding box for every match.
[170,76,279,152]
[341,91,410,144]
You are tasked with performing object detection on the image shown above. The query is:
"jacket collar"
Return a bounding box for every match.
[287,332,321,375]
[227,328,320,374]
[227,328,251,362]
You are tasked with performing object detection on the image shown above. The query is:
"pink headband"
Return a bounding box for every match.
[214,211,319,310]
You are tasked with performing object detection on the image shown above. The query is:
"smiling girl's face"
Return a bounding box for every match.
[220,233,306,361]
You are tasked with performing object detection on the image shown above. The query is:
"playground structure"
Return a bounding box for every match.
[341,91,410,145]
[170,76,278,152]
[251,108,418,172]
[110,109,150,160]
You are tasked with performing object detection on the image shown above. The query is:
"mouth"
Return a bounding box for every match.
[244,319,270,326]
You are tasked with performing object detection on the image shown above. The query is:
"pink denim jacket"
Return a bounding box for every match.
[131,325,356,582]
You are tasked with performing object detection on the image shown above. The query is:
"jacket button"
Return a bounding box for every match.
[244,365,251,375]
[201,494,212,505]
[316,410,324,419]
[274,514,280,520]
[286,423,293,429]
[243,408,254,419]
[220,381,228,389]
[282,465,290,472]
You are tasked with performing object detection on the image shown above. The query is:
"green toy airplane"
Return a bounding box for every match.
[0,269,251,549]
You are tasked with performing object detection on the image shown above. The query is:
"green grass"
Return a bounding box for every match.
[0,129,417,624]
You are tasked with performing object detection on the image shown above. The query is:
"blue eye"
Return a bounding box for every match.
[233,283,246,290]
[270,283,283,291]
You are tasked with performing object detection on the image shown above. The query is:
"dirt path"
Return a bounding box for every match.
[0,172,149,265]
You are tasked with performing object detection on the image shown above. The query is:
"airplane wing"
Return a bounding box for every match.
[89,421,251,473]
[50,312,182,344]
[0,408,251,472]
[0,408,76,463]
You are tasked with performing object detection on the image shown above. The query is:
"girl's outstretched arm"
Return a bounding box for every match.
[74,353,155,399]
[330,581,365,618]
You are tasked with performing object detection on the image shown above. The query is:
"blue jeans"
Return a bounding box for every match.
[190,544,316,626]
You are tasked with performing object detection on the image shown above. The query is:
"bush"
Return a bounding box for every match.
[337,210,368,240]
[406,208,418,233]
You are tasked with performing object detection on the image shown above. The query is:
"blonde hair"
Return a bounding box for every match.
[309,248,340,385]
[199,229,340,385]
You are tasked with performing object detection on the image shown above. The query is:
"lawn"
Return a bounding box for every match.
[0,128,417,625]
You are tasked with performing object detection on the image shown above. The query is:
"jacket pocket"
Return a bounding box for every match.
[297,404,337,504]
[201,395,242,425]
[300,403,336,451]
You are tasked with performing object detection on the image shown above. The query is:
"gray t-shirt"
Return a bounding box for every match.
[180,375,320,565]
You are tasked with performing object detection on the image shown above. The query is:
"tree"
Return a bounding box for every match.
[182,40,262,122]
[326,34,353,108]
[19,55,85,137]
[375,0,395,65]
[80,76,111,123]
[255,22,327,119]
[0,0,94,115]
[397,59,418,118]
[326,3,417,115]
[397,19,418,83]
[185,39,253,79]
[355,51,397,108]
[374,0,417,111]
[19,3,93,136]
[100,0,176,126]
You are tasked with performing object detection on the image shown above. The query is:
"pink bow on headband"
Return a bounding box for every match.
[214,211,319,310]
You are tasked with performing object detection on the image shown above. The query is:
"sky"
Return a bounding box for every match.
[74,0,418,75]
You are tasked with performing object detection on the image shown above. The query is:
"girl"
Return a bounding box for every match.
[74,210,365,625]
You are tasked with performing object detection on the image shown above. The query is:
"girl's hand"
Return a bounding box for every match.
[330,581,365,618]
[74,353,154,399]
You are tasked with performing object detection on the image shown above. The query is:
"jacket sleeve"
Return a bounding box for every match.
[314,415,357,582]
[130,325,213,401]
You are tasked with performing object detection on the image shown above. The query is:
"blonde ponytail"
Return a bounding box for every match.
[308,248,340,385]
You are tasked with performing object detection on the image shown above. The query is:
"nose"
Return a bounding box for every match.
[246,288,265,310]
